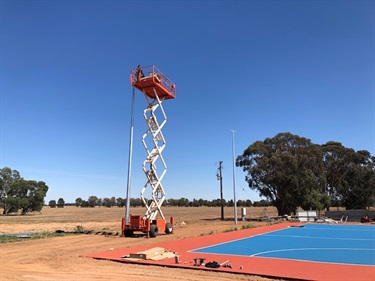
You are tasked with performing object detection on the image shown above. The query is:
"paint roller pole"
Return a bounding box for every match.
[231,129,238,225]
[125,87,136,225]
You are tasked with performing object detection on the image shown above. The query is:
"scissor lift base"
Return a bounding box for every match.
[121,215,174,238]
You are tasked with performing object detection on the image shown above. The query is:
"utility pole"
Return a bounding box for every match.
[231,129,238,225]
[218,161,224,221]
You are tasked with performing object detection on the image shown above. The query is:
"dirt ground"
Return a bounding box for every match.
[0,206,286,281]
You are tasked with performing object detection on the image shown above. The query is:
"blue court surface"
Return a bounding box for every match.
[191,224,375,266]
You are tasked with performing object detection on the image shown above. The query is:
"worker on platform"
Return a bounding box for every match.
[136,65,144,81]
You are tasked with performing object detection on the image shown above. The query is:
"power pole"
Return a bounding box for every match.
[231,130,237,225]
[218,161,224,221]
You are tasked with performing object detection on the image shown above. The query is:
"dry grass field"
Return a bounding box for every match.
[0,206,286,281]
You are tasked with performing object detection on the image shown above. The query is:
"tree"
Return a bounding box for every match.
[1,168,48,215]
[322,142,375,209]
[116,197,125,207]
[177,198,189,207]
[166,198,176,206]
[97,198,103,207]
[57,198,65,208]
[88,196,99,207]
[321,142,355,207]
[3,179,48,215]
[75,197,83,207]
[81,200,89,207]
[210,199,222,207]
[110,196,116,207]
[341,150,375,209]
[102,197,112,207]
[0,167,21,214]
[129,198,142,207]
[23,180,48,215]
[245,199,252,207]
[253,199,272,207]
[227,199,234,207]
[301,189,330,215]
[237,132,326,216]
[237,199,252,207]
[49,200,57,208]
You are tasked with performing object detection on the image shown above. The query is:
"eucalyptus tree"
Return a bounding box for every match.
[0,167,21,214]
[57,198,65,208]
[321,141,354,207]
[49,200,57,208]
[5,179,48,215]
[342,150,375,209]
[237,132,326,216]
[322,142,375,209]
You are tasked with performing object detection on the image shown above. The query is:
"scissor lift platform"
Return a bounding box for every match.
[123,65,176,238]
[130,65,176,100]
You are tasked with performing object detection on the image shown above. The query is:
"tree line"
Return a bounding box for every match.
[65,196,271,208]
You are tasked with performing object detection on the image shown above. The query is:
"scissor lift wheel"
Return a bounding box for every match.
[165,223,173,234]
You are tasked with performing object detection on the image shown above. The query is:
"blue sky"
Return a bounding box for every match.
[1,0,374,204]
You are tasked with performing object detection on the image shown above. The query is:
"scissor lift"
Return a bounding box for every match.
[122,65,176,238]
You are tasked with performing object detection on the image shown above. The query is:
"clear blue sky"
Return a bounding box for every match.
[1,0,374,204]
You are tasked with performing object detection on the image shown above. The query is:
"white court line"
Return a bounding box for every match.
[300,225,375,232]
[188,247,375,266]
[190,225,375,252]
[266,234,375,241]
[189,227,286,252]
[252,247,375,257]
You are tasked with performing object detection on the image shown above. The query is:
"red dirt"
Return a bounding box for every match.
[1,206,285,281]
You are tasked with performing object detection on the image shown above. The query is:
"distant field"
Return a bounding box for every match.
[0,206,279,234]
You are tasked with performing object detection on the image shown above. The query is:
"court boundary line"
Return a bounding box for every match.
[265,234,375,241]
[189,223,375,267]
[82,222,375,281]
[188,226,285,253]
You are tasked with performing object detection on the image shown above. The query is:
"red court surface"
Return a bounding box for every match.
[82,223,375,281]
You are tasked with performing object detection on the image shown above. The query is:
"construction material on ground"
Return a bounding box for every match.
[205,261,220,268]
[219,260,230,267]
[205,260,230,269]
[193,257,206,266]
[123,247,175,261]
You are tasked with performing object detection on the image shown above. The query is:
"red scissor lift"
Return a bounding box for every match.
[122,65,176,237]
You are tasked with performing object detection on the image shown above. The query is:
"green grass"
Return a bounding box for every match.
[0,231,79,244]
[223,223,259,233]
[266,219,284,225]
[241,223,257,229]
[31,231,68,239]
[223,227,238,233]
[0,235,22,243]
